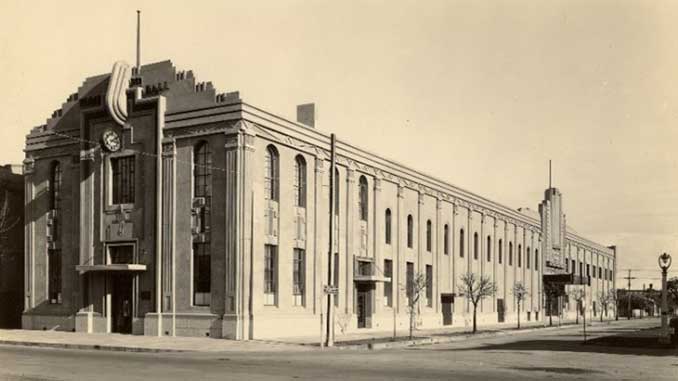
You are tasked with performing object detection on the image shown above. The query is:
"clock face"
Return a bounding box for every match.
[102,129,121,152]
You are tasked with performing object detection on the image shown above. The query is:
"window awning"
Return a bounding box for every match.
[75,264,147,274]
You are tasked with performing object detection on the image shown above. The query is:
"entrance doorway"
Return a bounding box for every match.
[441,294,454,325]
[497,299,505,323]
[356,283,373,329]
[111,275,133,334]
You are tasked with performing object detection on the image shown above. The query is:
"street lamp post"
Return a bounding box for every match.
[658,253,672,344]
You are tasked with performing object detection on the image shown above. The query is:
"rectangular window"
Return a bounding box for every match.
[111,156,135,204]
[333,253,339,307]
[384,259,393,307]
[406,262,414,302]
[599,267,602,279]
[579,262,583,276]
[109,245,134,264]
[293,249,305,306]
[193,243,211,306]
[587,264,590,278]
[443,225,449,255]
[526,250,530,269]
[264,245,277,305]
[48,249,62,304]
[426,265,433,307]
[566,259,569,272]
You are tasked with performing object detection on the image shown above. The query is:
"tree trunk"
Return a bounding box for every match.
[473,305,477,333]
[517,302,521,330]
[409,308,414,340]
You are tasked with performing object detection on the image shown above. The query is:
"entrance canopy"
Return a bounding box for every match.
[75,264,147,274]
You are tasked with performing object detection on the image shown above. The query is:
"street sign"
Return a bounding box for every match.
[323,285,338,295]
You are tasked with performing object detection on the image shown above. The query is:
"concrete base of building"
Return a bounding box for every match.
[144,312,222,338]
[22,313,75,332]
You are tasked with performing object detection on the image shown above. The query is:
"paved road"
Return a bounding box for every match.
[1,319,675,380]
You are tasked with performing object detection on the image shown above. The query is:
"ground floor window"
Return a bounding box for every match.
[48,249,61,304]
[384,259,393,307]
[426,265,433,307]
[193,243,211,306]
[264,245,277,305]
[333,253,339,307]
[293,248,305,306]
[406,262,414,304]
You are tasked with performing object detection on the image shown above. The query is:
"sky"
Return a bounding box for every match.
[1,0,677,287]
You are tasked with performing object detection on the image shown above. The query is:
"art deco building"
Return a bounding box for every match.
[22,60,617,338]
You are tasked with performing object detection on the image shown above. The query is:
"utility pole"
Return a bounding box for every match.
[623,270,636,320]
[325,134,336,347]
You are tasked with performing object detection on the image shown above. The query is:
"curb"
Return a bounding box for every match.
[0,340,186,353]
[336,321,594,350]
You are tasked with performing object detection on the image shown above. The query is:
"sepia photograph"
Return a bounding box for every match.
[0,0,677,379]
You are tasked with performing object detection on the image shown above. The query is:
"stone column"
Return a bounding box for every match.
[480,212,485,313]
[345,168,356,314]
[373,177,382,314]
[160,138,176,337]
[493,218,498,313]
[503,222,509,307]
[396,184,405,314]
[23,158,35,312]
[451,202,458,293]
[222,122,255,340]
[435,197,442,313]
[313,154,327,315]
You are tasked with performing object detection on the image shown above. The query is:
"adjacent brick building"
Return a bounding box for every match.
[0,164,24,328]
[22,60,617,338]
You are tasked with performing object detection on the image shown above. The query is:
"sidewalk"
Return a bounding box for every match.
[0,329,312,353]
[0,318,635,353]
[263,318,623,350]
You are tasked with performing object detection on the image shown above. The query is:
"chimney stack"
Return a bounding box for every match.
[296,103,316,128]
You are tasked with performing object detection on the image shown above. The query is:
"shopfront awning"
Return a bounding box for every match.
[75,264,147,274]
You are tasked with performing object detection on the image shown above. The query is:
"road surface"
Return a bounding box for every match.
[1,319,675,380]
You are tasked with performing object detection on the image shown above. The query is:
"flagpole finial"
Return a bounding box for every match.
[549,160,552,189]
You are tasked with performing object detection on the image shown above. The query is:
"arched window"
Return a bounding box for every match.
[48,161,63,304]
[486,236,492,262]
[193,142,212,306]
[535,249,539,271]
[498,239,503,264]
[407,215,414,248]
[294,155,307,207]
[473,232,479,260]
[426,220,432,252]
[526,247,531,269]
[264,145,279,201]
[459,229,465,258]
[385,209,392,244]
[443,224,449,255]
[518,244,522,267]
[359,176,368,221]
[509,242,513,266]
[194,141,212,230]
[50,161,62,211]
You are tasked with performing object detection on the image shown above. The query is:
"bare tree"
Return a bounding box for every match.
[401,272,428,340]
[511,282,529,329]
[596,291,612,323]
[568,287,586,325]
[608,289,619,321]
[457,272,497,333]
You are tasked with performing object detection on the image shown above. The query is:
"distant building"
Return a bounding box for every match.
[22,60,617,338]
[0,164,24,328]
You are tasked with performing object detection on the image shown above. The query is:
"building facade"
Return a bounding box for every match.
[22,60,617,339]
[0,164,24,328]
